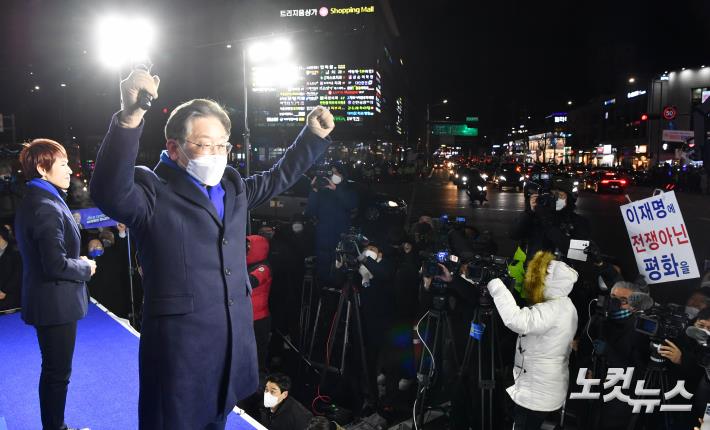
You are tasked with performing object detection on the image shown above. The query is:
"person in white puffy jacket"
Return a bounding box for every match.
[486,250,578,430]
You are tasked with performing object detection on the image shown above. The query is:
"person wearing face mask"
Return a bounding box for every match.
[685,287,710,322]
[353,243,395,402]
[15,139,97,430]
[305,163,358,285]
[90,69,334,430]
[511,176,590,261]
[86,235,133,319]
[573,280,650,430]
[259,373,312,430]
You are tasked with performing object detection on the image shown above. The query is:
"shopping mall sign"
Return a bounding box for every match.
[279,5,375,18]
[431,124,479,137]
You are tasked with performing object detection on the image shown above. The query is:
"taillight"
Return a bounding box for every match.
[601,180,610,184]
[620,179,627,185]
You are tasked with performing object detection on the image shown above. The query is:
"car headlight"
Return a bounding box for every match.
[386,200,399,208]
[573,181,579,186]
[480,173,488,180]
[519,176,524,181]
[499,175,506,181]
[455,174,459,178]
[572,187,578,193]
[477,185,484,191]
[462,176,468,181]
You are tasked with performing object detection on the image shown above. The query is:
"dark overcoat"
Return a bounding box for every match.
[90,114,329,429]
[15,185,91,326]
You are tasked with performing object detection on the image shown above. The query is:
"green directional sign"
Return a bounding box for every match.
[431,124,479,137]
[465,116,479,123]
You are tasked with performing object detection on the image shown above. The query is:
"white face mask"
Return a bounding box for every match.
[364,249,378,260]
[263,392,280,408]
[686,306,701,319]
[177,144,227,187]
[331,174,343,185]
[292,223,304,233]
[118,231,127,239]
[555,198,567,211]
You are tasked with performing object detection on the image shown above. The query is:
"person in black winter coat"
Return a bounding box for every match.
[511,176,590,259]
[305,164,358,285]
[259,373,312,430]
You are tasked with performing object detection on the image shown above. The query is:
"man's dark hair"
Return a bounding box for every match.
[265,373,291,393]
[165,98,231,142]
[697,307,710,322]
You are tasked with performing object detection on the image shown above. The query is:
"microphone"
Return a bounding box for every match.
[686,326,709,345]
[133,62,154,111]
[628,292,655,312]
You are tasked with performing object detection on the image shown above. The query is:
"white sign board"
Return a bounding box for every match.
[662,130,694,143]
[621,191,699,284]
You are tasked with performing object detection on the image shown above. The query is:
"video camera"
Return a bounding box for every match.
[421,250,461,279]
[635,303,688,362]
[524,172,557,210]
[313,167,333,190]
[335,227,369,271]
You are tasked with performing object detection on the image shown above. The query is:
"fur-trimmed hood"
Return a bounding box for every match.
[524,251,578,304]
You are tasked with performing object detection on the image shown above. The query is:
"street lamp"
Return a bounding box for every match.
[426,98,448,168]
[567,100,573,106]
[96,15,155,69]
[243,37,296,179]
[628,77,636,84]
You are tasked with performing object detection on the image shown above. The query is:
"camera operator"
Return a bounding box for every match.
[511,176,590,260]
[305,163,358,284]
[574,280,651,430]
[352,243,396,400]
[485,251,579,430]
[687,308,710,424]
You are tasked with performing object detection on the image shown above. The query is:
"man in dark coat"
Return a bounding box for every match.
[305,163,358,284]
[89,70,334,430]
[259,373,313,430]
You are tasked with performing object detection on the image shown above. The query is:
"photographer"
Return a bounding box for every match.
[351,243,396,399]
[485,251,578,430]
[575,280,651,430]
[689,308,710,424]
[511,176,590,260]
[305,163,358,284]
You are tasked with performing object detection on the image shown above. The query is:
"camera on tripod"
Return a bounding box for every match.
[335,227,369,271]
[635,304,688,361]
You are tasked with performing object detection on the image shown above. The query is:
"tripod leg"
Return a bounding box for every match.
[340,299,352,374]
[308,294,324,360]
[351,289,375,408]
[318,289,347,388]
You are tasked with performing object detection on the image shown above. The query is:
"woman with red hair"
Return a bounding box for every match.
[15,139,96,430]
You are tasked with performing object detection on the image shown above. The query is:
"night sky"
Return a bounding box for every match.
[392,0,710,136]
[1,0,709,144]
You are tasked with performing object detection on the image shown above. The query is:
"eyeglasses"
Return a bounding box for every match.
[610,295,629,305]
[183,139,233,155]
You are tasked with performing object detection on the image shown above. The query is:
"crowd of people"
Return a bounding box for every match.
[3,68,710,430]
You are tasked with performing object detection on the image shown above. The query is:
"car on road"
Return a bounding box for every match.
[493,163,524,191]
[583,170,629,193]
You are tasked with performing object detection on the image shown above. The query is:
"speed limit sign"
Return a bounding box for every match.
[663,106,677,121]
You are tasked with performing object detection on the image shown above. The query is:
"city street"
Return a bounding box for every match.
[376,170,709,303]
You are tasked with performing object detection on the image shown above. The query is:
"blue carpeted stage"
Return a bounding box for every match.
[0,300,265,430]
